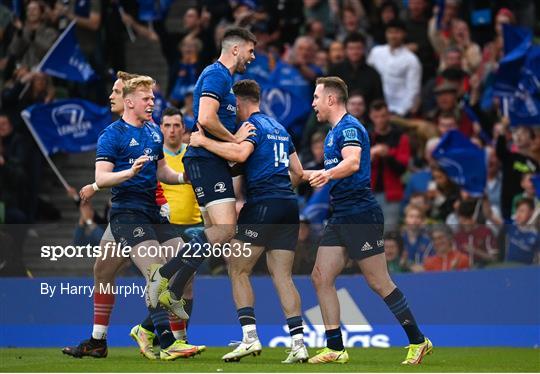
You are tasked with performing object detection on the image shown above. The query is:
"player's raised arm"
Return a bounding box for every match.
[95,156,148,188]
[190,123,255,162]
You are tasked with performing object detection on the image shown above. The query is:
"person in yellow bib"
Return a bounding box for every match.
[159,107,202,227]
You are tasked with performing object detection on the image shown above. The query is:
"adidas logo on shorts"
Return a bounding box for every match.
[129,138,139,147]
[361,242,373,251]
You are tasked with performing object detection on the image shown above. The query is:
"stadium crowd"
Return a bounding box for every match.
[0,0,539,277]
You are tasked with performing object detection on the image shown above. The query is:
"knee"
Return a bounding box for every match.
[228,264,251,279]
[311,265,332,289]
[366,277,395,297]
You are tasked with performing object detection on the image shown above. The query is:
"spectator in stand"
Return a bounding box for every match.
[346,91,368,130]
[314,48,328,74]
[335,4,366,42]
[384,231,406,273]
[328,32,383,109]
[427,166,460,222]
[303,0,336,35]
[327,40,345,65]
[306,19,332,50]
[369,0,399,46]
[19,72,55,109]
[494,122,539,221]
[168,35,203,107]
[454,199,498,267]
[511,173,540,216]
[428,0,460,56]
[402,137,440,208]
[439,19,482,74]
[437,112,459,136]
[420,224,469,272]
[367,19,422,116]
[7,1,58,69]
[405,0,437,84]
[476,8,515,83]
[0,112,29,224]
[427,82,475,137]
[369,100,411,227]
[401,204,432,268]
[504,198,539,265]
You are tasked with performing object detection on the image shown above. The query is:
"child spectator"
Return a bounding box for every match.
[421,224,470,272]
[384,231,406,273]
[504,198,539,265]
[401,204,432,267]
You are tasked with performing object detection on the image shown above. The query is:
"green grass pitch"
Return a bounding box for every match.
[1,347,539,372]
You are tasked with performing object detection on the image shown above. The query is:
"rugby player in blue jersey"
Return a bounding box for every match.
[307,77,432,365]
[147,28,257,318]
[189,79,309,363]
[94,75,199,360]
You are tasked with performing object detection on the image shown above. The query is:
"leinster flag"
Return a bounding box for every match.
[494,25,540,126]
[21,99,111,155]
[432,130,487,197]
[532,175,540,199]
[36,21,97,82]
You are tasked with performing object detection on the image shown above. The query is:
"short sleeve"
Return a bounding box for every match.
[337,125,362,149]
[288,136,296,155]
[243,121,263,148]
[200,70,229,101]
[96,129,117,163]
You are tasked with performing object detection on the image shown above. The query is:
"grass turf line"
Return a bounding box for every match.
[1,347,539,372]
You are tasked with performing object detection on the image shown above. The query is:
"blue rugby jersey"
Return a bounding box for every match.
[96,119,164,211]
[323,113,377,216]
[185,61,237,160]
[243,112,296,203]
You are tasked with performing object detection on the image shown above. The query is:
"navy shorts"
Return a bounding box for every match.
[110,209,181,247]
[183,156,235,208]
[235,199,299,251]
[319,206,385,260]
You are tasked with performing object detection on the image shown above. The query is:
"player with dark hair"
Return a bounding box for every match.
[189,79,309,363]
[307,76,432,365]
[147,27,257,319]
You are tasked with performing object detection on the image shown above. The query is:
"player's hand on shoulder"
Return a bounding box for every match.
[234,122,256,143]
[79,184,96,201]
[130,155,150,176]
[309,169,331,188]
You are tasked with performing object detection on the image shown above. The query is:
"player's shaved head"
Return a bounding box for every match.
[233,79,260,103]
[221,27,257,51]
[316,76,348,104]
[122,75,155,97]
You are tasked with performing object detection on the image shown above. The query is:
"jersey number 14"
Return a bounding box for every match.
[273,142,289,167]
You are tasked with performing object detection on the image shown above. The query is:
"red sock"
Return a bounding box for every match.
[169,313,186,340]
[92,293,115,339]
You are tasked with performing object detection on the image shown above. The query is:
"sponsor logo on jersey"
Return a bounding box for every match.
[129,138,139,147]
[133,227,145,238]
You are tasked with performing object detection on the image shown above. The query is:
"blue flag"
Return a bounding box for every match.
[532,175,540,199]
[260,61,316,139]
[36,21,97,82]
[21,99,111,156]
[432,130,487,197]
[493,25,540,126]
[152,89,169,124]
